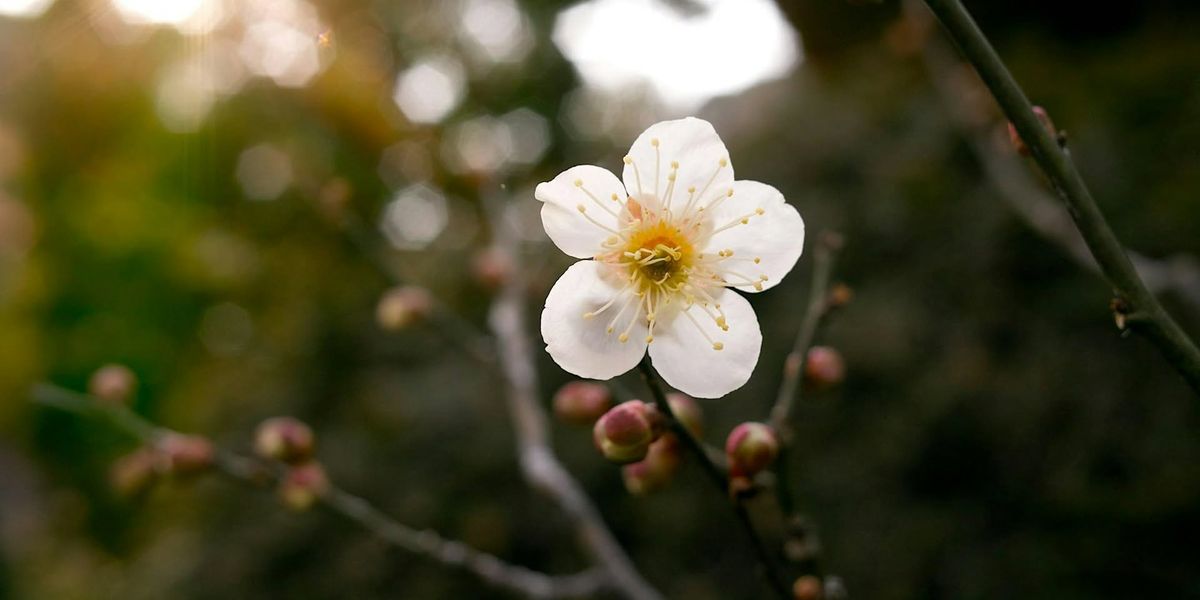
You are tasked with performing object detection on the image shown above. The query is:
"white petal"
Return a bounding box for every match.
[702,180,805,293]
[622,117,733,209]
[648,288,761,398]
[536,165,627,259]
[541,260,648,380]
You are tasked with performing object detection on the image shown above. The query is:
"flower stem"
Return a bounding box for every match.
[921,0,1200,395]
[637,359,792,599]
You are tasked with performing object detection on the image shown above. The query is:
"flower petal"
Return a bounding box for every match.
[536,165,627,259]
[542,260,648,380]
[702,180,804,293]
[622,117,733,209]
[648,288,761,398]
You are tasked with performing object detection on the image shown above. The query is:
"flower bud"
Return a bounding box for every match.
[552,381,611,425]
[471,246,515,289]
[254,416,315,464]
[1007,105,1056,156]
[621,436,682,495]
[89,364,137,405]
[158,433,214,476]
[376,286,434,331]
[110,448,159,498]
[725,422,779,477]
[593,400,661,464]
[666,393,703,437]
[793,575,823,600]
[804,346,845,389]
[279,461,329,511]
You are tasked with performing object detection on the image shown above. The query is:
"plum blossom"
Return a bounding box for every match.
[537,117,805,398]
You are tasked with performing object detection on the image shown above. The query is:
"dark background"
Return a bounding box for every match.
[1,0,1199,598]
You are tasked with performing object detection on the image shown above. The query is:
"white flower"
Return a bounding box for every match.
[537,117,805,398]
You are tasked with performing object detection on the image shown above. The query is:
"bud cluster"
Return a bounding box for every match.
[254,416,327,511]
[109,433,215,498]
[725,422,780,494]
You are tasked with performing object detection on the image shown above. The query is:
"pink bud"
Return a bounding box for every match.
[621,435,682,495]
[376,286,434,331]
[158,434,214,476]
[110,448,159,498]
[666,393,703,437]
[279,461,330,511]
[472,246,515,289]
[804,346,845,389]
[1007,105,1057,156]
[255,417,315,464]
[725,422,780,477]
[89,364,137,405]
[592,401,661,464]
[553,381,612,425]
[792,575,823,600]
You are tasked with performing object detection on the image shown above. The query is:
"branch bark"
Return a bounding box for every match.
[485,199,663,600]
[31,384,604,599]
[921,0,1200,394]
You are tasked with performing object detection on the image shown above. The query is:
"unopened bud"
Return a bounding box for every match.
[827,283,853,308]
[622,436,682,495]
[472,246,515,289]
[725,422,779,476]
[89,364,137,405]
[255,417,315,464]
[1007,105,1057,156]
[804,346,845,389]
[158,434,214,476]
[279,462,329,511]
[110,448,159,498]
[593,400,661,464]
[666,392,703,437]
[553,381,612,425]
[376,286,433,331]
[793,575,823,600]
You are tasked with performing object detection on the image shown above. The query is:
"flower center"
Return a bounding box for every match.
[622,219,694,295]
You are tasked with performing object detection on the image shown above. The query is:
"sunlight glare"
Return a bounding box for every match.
[553,0,800,109]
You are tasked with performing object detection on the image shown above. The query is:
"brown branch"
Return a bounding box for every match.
[637,360,792,600]
[31,383,604,599]
[769,232,844,437]
[484,197,664,600]
[906,0,1200,314]
[919,0,1200,394]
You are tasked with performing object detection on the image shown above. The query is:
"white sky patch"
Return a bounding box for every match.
[112,0,203,25]
[0,0,54,18]
[553,0,800,110]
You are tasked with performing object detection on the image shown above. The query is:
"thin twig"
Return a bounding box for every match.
[769,232,843,437]
[907,0,1200,314]
[636,360,792,599]
[31,383,604,599]
[485,195,664,600]
[921,0,1200,394]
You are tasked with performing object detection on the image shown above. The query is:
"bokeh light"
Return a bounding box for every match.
[0,0,54,19]
[392,55,466,125]
[380,184,449,250]
[553,0,800,109]
[458,0,533,64]
[236,144,293,202]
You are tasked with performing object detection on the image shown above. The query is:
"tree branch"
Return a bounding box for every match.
[921,0,1200,394]
[31,384,604,599]
[906,0,1200,314]
[637,360,792,599]
[769,232,843,437]
[485,197,664,600]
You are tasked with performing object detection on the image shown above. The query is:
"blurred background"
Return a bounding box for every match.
[2,0,1200,598]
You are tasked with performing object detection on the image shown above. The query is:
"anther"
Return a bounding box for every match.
[719,158,728,167]
[577,204,587,213]
[712,342,724,351]
[651,138,660,147]
[574,179,583,187]
[618,333,629,343]
[754,207,765,215]
[670,160,679,169]
[753,257,761,264]
[623,156,633,164]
